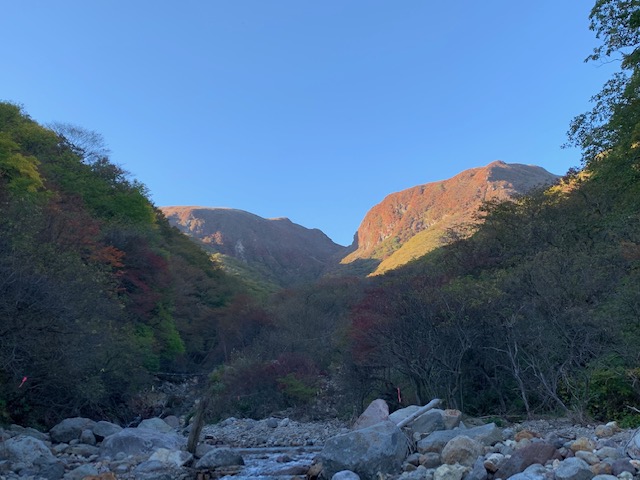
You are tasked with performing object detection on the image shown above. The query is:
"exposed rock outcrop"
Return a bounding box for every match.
[161,206,347,287]
[341,161,559,275]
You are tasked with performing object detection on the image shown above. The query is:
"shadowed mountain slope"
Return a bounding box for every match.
[161,206,347,288]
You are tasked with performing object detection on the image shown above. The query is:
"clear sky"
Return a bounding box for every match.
[2,2,617,246]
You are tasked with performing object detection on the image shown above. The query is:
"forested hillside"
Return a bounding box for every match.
[345,0,640,423]
[1,0,639,430]
[0,103,259,426]
[197,0,640,424]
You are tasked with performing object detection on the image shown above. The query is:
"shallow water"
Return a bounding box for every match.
[219,447,321,479]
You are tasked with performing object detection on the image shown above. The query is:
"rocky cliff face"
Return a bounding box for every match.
[160,206,347,287]
[341,161,559,275]
[162,162,559,284]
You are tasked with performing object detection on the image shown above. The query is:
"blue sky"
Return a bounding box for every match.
[3,2,617,246]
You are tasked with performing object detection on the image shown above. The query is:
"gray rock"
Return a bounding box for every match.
[79,428,96,446]
[594,446,622,460]
[0,435,56,465]
[625,428,640,460]
[411,410,446,436]
[442,410,463,430]
[50,417,96,443]
[92,420,123,440]
[62,463,98,480]
[149,447,193,467]
[544,432,565,449]
[66,444,100,457]
[100,427,186,459]
[195,442,215,458]
[441,436,483,467]
[554,457,594,480]
[195,448,244,469]
[591,476,618,480]
[434,463,468,480]
[320,420,410,479]
[132,460,183,480]
[611,458,636,476]
[464,456,488,480]
[508,463,550,480]
[332,470,361,480]
[390,406,421,425]
[575,450,599,465]
[483,452,504,473]
[353,399,389,430]
[9,424,49,442]
[163,415,180,429]
[494,442,559,479]
[34,459,65,480]
[420,452,441,468]
[399,465,433,480]
[138,417,174,433]
[417,423,502,454]
[266,417,279,428]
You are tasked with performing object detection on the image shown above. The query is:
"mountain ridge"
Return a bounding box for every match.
[161,206,347,288]
[162,161,560,283]
[341,161,559,274]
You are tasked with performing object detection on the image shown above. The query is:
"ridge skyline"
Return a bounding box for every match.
[161,160,561,247]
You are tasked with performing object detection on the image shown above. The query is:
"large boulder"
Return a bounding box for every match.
[0,435,63,480]
[440,435,483,467]
[555,457,594,480]
[138,417,174,433]
[320,420,409,479]
[49,417,96,443]
[149,447,193,467]
[389,405,421,425]
[417,423,502,454]
[8,424,48,442]
[92,420,123,440]
[0,435,56,465]
[625,428,640,459]
[390,406,460,435]
[100,427,185,459]
[494,442,560,479]
[410,409,446,435]
[353,399,389,430]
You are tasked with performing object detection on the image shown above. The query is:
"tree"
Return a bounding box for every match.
[49,122,110,164]
[567,0,640,167]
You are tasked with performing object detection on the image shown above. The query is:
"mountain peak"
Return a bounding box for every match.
[160,206,346,287]
[341,161,559,274]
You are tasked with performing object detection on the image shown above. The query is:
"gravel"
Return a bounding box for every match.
[201,416,350,448]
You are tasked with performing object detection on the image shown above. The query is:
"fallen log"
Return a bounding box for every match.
[396,398,441,429]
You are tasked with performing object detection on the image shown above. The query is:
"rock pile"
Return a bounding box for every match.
[318,399,640,480]
[1,401,640,480]
[0,416,191,480]
[0,415,348,480]
[200,416,349,448]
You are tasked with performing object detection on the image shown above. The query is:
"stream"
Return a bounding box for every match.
[214,446,322,479]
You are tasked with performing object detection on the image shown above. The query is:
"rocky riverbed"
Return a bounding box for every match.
[1,403,640,480]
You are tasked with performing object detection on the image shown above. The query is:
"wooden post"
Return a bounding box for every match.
[187,394,210,454]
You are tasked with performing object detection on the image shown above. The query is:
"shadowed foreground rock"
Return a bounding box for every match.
[320,420,410,479]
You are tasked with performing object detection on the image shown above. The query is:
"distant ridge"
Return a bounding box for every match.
[341,161,560,275]
[162,162,560,284]
[160,206,347,288]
